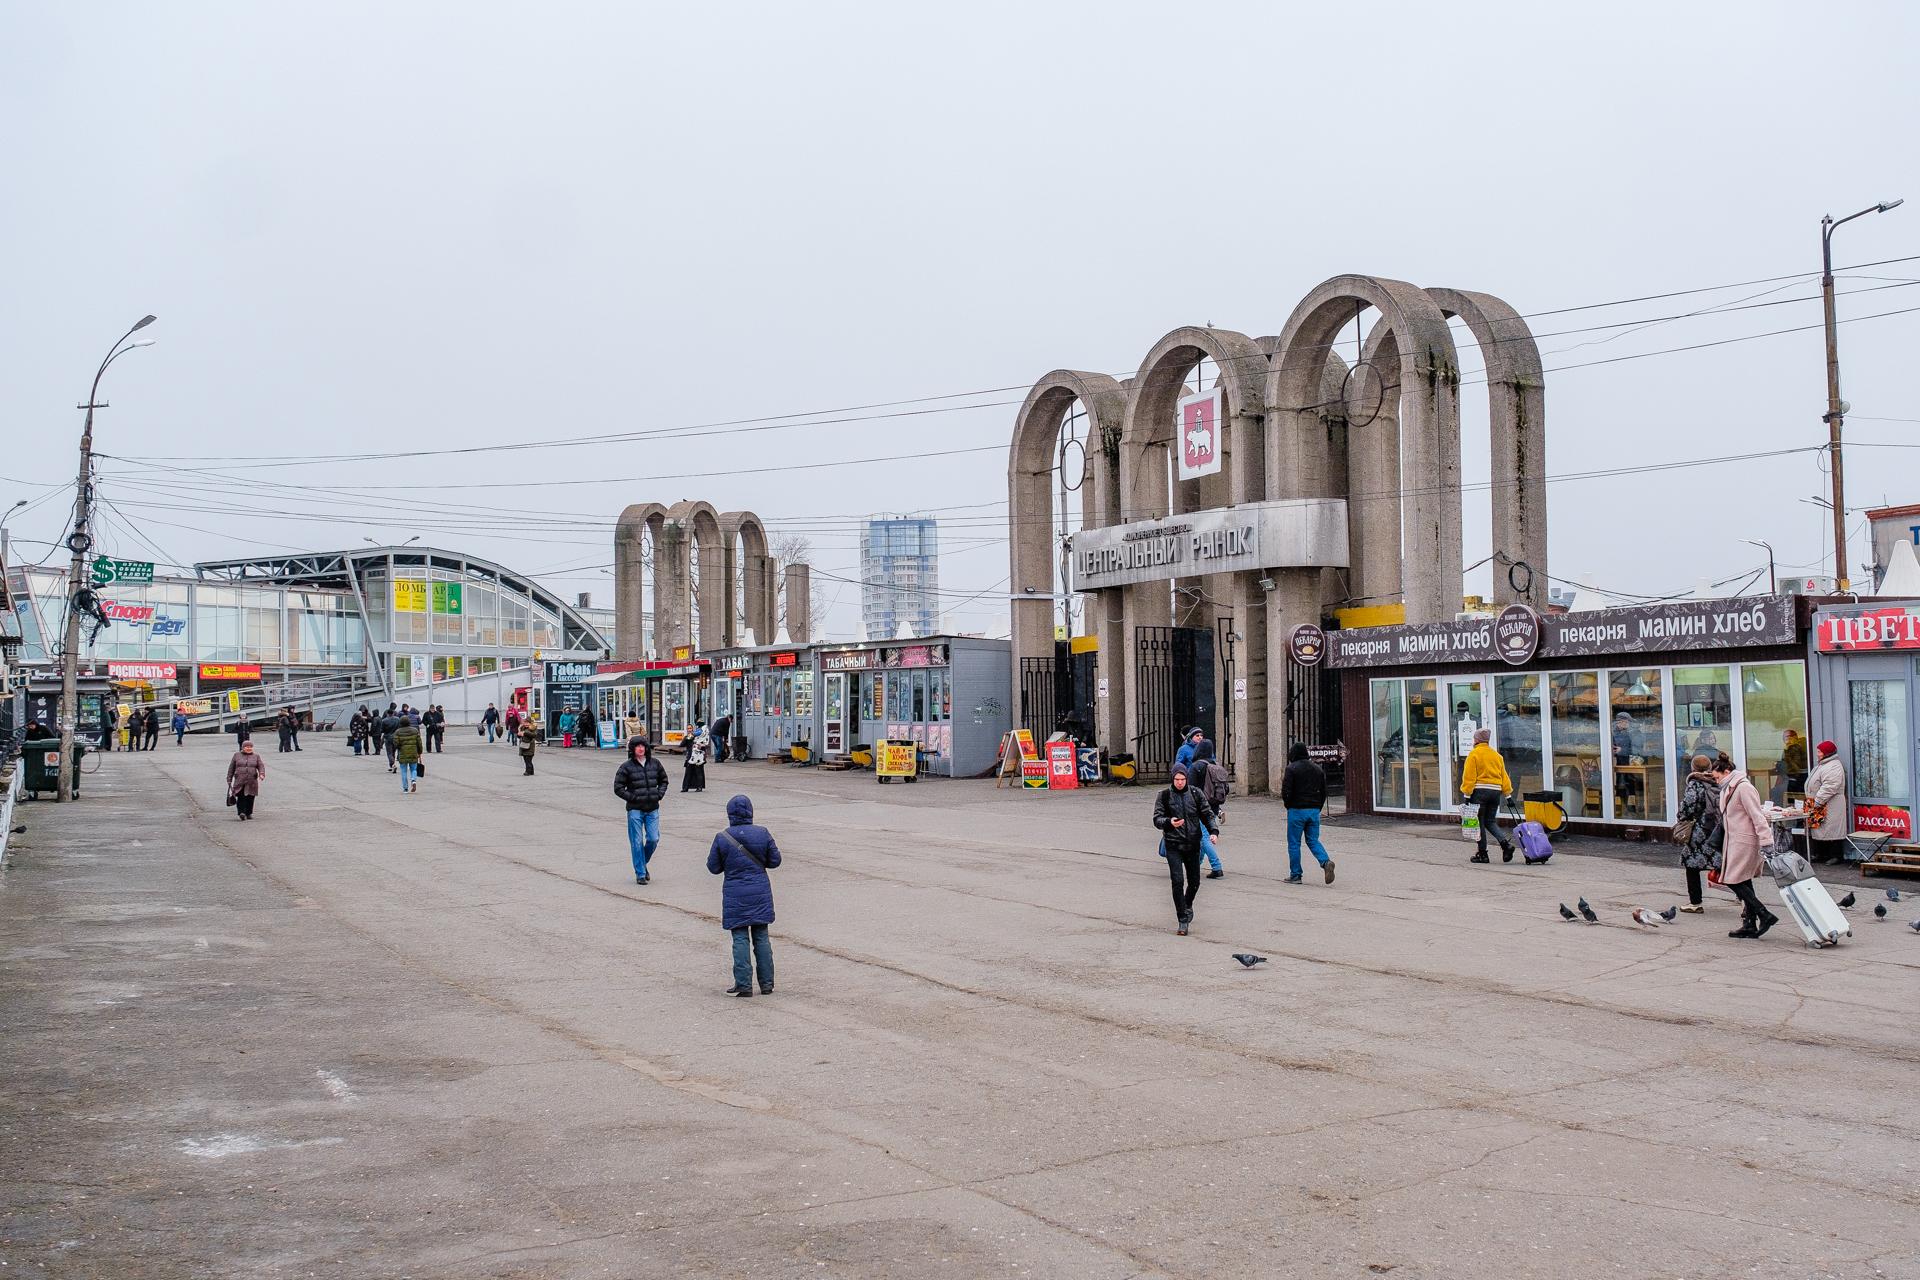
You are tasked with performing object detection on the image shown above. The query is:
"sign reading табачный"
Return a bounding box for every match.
[1069,500,1348,591]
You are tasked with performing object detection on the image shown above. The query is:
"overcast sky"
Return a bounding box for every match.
[5,2,1917,639]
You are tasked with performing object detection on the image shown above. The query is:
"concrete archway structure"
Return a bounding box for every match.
[613,503,668,660]
[1006,274,1546,795]
[721,511,774,647]
[612,501,797,659]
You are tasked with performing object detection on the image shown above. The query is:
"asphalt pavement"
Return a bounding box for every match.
[4,734,1918,1279]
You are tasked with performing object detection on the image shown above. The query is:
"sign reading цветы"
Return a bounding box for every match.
[1069,500,1349,591]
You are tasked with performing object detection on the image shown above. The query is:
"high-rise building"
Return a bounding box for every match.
[862,517,939,639]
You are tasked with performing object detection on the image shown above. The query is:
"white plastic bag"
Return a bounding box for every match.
[1459,803,1481,840]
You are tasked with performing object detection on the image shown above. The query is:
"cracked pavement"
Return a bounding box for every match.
[4,737,1918,1278]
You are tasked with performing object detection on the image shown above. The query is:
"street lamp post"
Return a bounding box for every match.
[1743,539,1776,592]
[1820,199,1903,590]
[56,315,157,802]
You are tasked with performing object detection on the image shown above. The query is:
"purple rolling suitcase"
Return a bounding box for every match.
[1515,820,1553,864]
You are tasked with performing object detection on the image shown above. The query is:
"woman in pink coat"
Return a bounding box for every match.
[1711,754,1778,939]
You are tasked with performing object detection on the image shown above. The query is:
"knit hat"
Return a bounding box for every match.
[1817,739,1837,758]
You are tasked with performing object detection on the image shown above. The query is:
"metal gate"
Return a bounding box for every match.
[1133,626,1215,778]
[1215,615,1236,778]
[1285,656,1346,793]
[1018,656,1057,742]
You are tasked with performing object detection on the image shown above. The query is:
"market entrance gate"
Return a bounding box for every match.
[1133,625,1216,778]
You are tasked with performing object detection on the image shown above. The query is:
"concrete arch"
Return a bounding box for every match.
[1426,288,1547,606]
[1006,369,1128,747]
[720,510,773,646]
[665,500,726,652]
[1269,276,1461,623]
[1117,326,1268,524]
[614,502,667,659]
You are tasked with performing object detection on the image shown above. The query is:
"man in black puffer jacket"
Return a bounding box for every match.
[614,736,670,885]
[1152,763,1218,936]
[1280,741,1336,885]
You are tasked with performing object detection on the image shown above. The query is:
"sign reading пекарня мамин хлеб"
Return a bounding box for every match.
[1324,597,1797,669]
[1068,499,1349,592]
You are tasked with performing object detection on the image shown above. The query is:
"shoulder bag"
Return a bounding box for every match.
[720,829,768,871]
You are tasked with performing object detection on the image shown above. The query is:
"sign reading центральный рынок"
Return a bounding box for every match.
[1068,500,1349,592]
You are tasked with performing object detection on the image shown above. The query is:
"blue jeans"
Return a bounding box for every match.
[627,808,660,878]
[485,723,497,742]
[399,761,417,790]
[731,923,773,992]
[1286,809,1330,878]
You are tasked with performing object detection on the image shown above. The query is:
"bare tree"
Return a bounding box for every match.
[772,533,830,635]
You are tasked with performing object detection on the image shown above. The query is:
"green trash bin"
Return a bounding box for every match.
[23,741,85,799]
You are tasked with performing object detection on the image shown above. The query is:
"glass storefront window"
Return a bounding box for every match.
[1550,671,1602,819]
[1406,678,1440,812]
[1608,669,1666,821]
[1741,662,1809,805]
[911,672,927,722]
[1850,680,1911,803]
[1372,680,1406,808]
[794,671,813,719]
[1493,674,1545,798]
[1669,666,1732,770]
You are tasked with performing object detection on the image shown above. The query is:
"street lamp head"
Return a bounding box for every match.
[131,315,157,332]
[1878,198,1905,213]
[129,338,155,348]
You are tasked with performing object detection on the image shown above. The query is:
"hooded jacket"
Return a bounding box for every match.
[1280,742,1328,810]
[1152,766,1217,853]
[392,722,423,764]
[707,794,781,929]
[614,737,670,811]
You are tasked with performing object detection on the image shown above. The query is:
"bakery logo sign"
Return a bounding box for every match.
[1494,605,1541,666]
[1176,388,1223,481]
[1288,623,1326,667]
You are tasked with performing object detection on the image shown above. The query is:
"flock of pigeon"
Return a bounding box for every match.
[1226,890,1916,971]
[1557,886,1920,930]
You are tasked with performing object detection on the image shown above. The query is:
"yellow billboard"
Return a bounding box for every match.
[393,580,429,613]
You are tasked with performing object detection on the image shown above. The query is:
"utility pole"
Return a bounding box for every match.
[1819,200,1903,590]
[57,316,156,801]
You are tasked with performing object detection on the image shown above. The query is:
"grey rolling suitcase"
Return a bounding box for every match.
[1767,848,1850,948]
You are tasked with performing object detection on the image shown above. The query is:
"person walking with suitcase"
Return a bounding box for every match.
[1153,763,1218,937]
[1711,754,1779,939]
[1280,741,1336,884]
[1458,729,1515,863]
[1673,754,1721,913]
[708,794,782,996]
[615,735,670,883]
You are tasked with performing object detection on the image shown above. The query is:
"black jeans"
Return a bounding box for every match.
[1728,878,1769,924]
[235,793,255,818]
[1165,842,1203,921]
[1685,866,1704,906]
[523,754,535,776]
[1471,786,1507,853]
[428,728,443,753]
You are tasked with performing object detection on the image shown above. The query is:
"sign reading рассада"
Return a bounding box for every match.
[1069,500,1349,591]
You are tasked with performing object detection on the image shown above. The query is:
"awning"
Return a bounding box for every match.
[584,670,646,686]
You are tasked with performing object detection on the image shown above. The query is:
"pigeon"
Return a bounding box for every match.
[1231,953,1267,968]
[1631,908,1663,928]
[1873,903,1888,920]
[1837,891,1856,909]
[1909,919,1920,934]
[1888,888,1903,902]
[1558,903,1577,921]
[1658,905,1679,923]
[1577,898,1599,924]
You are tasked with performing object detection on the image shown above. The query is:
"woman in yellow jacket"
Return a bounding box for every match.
[1458,728,1514,863]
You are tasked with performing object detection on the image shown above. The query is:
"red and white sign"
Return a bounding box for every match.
[107,661,178,682]
[1854,803,1912,840]
[1177,388,1223,481]
[1817,607,1920,653]
[1046,740,1079,790]
[100,601,156,623]
[197,662,262,682]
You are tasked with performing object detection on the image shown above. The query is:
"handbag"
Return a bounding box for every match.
[1671,818,1695,846]
[226,790,237,807]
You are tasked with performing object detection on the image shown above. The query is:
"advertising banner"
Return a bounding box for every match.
[109,662,176,682]
[392,580,429,613]
[1046,740,1079,790]
[226,690,242,712]
[176,698,213,716]
[90,557,154,588]
[198,662,262,682]
[877,739,917,778]
[100,601,157,624]
[1854,804,1911,840]
[1327,597,1796,669]
[431,581,463,615]
[1176,388,1223,481]
[1815,606,1920,653]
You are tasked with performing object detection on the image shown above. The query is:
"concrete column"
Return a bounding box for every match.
[1262,568,1319,795]
[614,528,647,659]
[783,562,811,643]
[654,523,689,655]
[742,553,775,646]
[1398,367,1460,623]
[1488,370,1547,607]
[1346,347,1403,609]
[1092,587,1126,753]
[696,539,726,652]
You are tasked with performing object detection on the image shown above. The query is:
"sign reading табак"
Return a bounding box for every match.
[1069,500,1349,591]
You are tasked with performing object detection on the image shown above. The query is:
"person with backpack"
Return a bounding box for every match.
[1153,763,1219,937]
[1173,727,1204,772]
[392,716,424,793]
[1187,738,1228,878]
[614,735,670,884]
[708,794,782,997]
[1457,728,1515,863]
[1280,741,1336,884]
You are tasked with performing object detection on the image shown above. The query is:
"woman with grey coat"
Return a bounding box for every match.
[1673,753,1721,913]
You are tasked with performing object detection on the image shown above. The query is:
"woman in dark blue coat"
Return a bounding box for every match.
[707,794,782,997]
